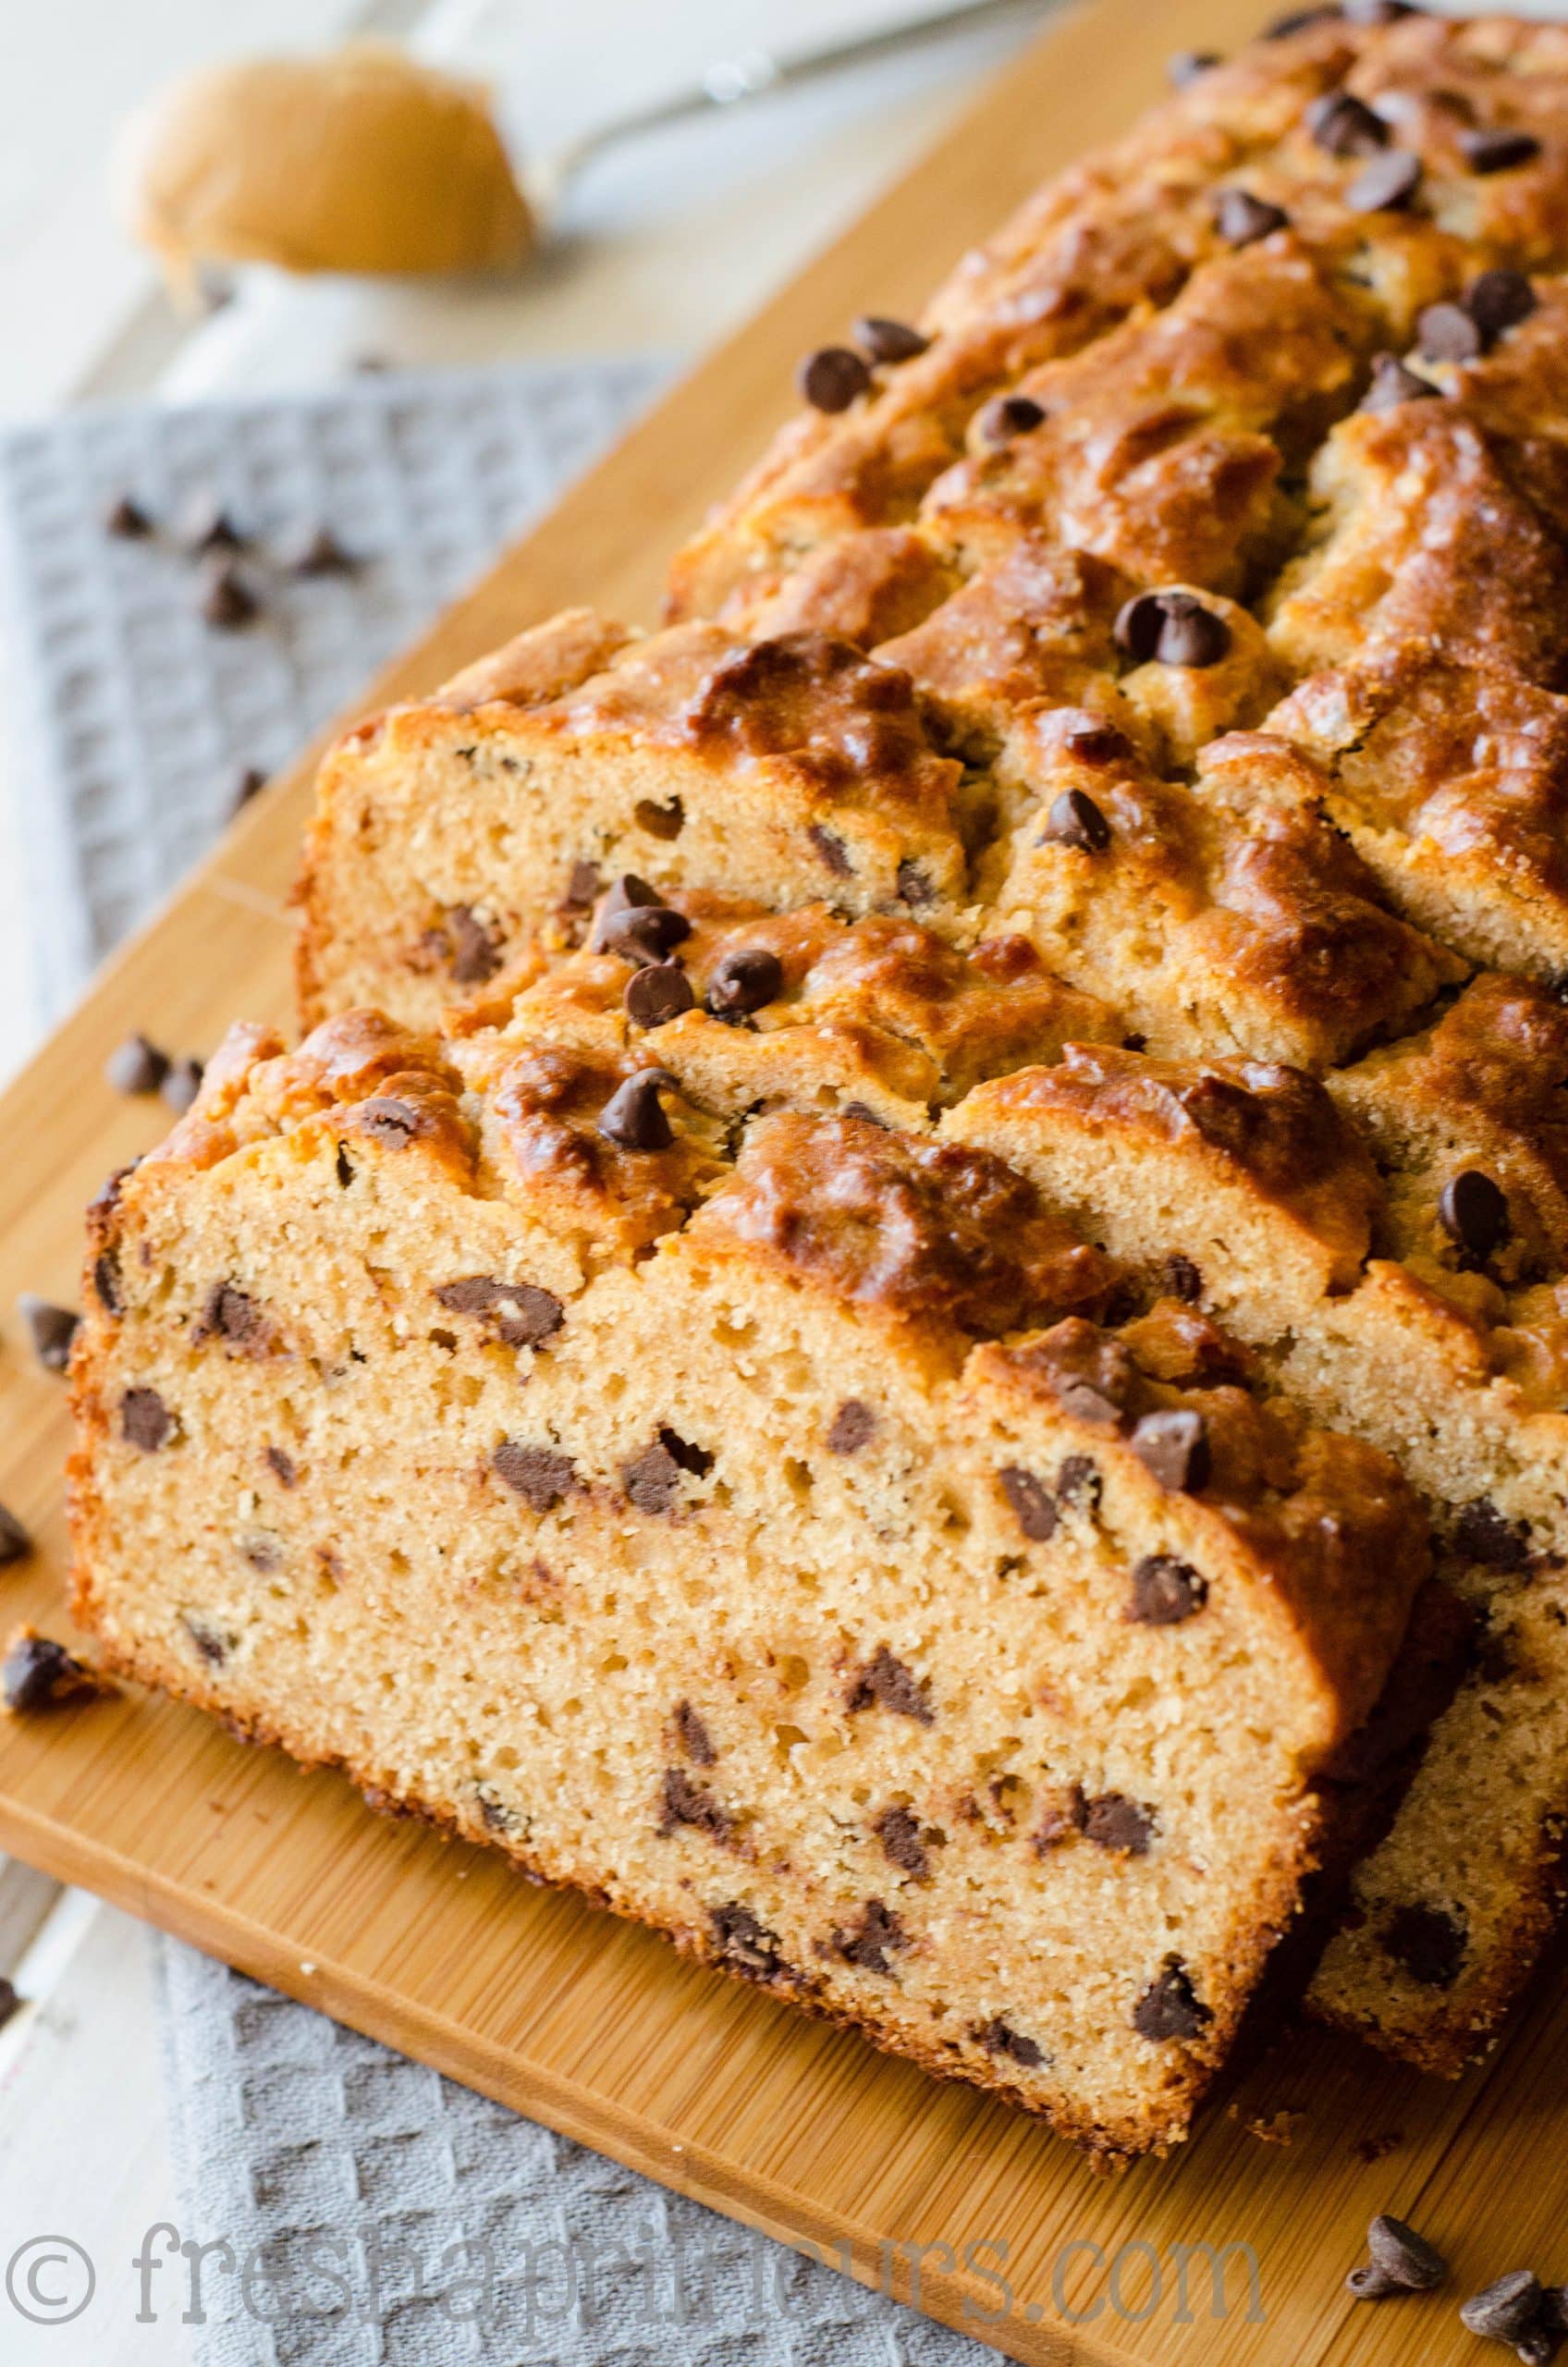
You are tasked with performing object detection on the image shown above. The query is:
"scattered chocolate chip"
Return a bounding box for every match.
[1056,1453,1101,1508]
[798,346,872,412]
[160,1056,204,1115]
[998,1465,1058,1541]
[230,766,267,816]
[895,858,935,910]
[1346,2214,1448,2300]
[0,1978,19,2030]
[1063,722,1133,766]
[18,1295,79,1375]
[121,1387,174,1452]
[1114,588,1231,668]
[659,1766,731,1839]
[492,1440,576,1512]
[1468,267,1537,340]
[876,1805,929,1878]
[1133,1957,1211,2041]
[335,1147,355,1189]
[1361,351,1442,411]
[634,794,684,841]
[104,493,153,539]
[593,873,660,929]
[1164,1253,1203,1303]
[807,823,853,878]
[200,559,258,629]
[1307,90,1390,158]
[1347,151,1423,212]
[179,492,243,553]
[833,1898,907,1974]
[0,1505,31,1565]
[976,2017,1045,2068]
[1129,1554,1207,1625]
[1130,1408,1210,1493]
[1077,1791,1154,1854]
[674,1700,717,1766]
[283,523,355,575]
[444,903,505,987]
[706,947,783,1019]
[1043,787,1111,854]
[2,1633,96,1715]
[598,1068,678,1152]
[625,961,694,1029]
[1055,1380,1123,1428]
[1381,1902,1465,1988]
[827,1399,876,1455]
[1460,126,1542,174]
[435,1277,564,1350]
[1439,1169,1511,1263]
[1453,1498,1532,1571]
[854,314,930,364]
[709,1901,789,1981]
[1214,187,1289,245]
[92,1253,123,1317]
[623,1441,687,1516]
[565,860,603,913]
[358,1097,420,1145]
[977,392,1046,445]
[847,1645,933,1725]
[1463,2273,1548,2349]
[181,1611,231,1668]
[1169,49,1220,85]
[105,1033,169,1096]
[1417,300,1484,364]
[595,903,692,963]
[264,1445,297,1488]
[191,1282,272,1353]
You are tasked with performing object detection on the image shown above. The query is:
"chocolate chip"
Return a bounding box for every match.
[1080,1791,1155,1854]
[283,523,355,575]
[0,1506,31,1565]
[191,1282,271,1353]
[594,873,661,927]
[595,904,691,963]
[445,904,505,986]
[160,1056,204,1115]
[798,346,872,412]
[121,1387,174,1451]
[358,1097,420,1145]
[1214,188,1289,245]
[1129,1554,1207,1625]
[977,393,1046,445]
[105,1033,169,1096]
[1468,267,1537,339]
[492,1441,576,1512]
[1307,90,1390,158]
[625,962,694,1030]
[1063,722,1133,766]
[1169,49,1220,84]
[1130,1408,1210,1493]
[634,794,684,841]
[1055,1380,1123,1428]
[854,315,929,364]
[1348,151,1423,212]
[18,1295,79,1375]
[264,1445,297,1488]
[565,860,603,913]
[827,1399,876,1455]
[847,1645,933,1725]
[182,1609,228,1667]
[1133,1958,1211,2041]
[1361,351,1442,410]
[707,947,783,1018]
[1381,1902,1465,1988]
[1460,126,1542,174]
[623,1441,685,1515]
[998,1465,1057,1541]
[180,492,243,553]
[832,1899,907,1974]
[435,1277,564,1349]
[92,1254,123,1317]
[807,823,853,878]
[1347,2214,1448,2300]
[1439,1169,1510,1263]
[1056,1453,1101,1507]
[1114,588,1230,668]
[1453,1498,1532,1570]
[976,2017,1045,2068]
[2,1634,94,1715]
[674,1700,717,1766]
[200,559,258,629]
[1164,1254,1203,1304]
[1043,787,1111,853]
[709,1901,789,1981]
[230,766,267,816]
[598,1068,677,1152]
[659,1767,731,1840]
[1417,300,1484,364]
[896,859,935,909]
[876,1805,929,1878]
[104,493,153,538]
[1463,2273,1547,2348]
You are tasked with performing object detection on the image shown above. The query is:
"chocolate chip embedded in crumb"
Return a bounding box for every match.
[1164,1253,1203,1304]
[180,1612,231,1667]
[1043,787,1111,854]
[1454,1498,1532,1570]
[998,1466,1057,1542]
[200,559,258,629]
[357,1097,420,1146]
[92,1253,123,1318]
[1417,300,1484,366]
[192,1282,272,1354]
[1128,1554,1207,1625]
[623,1441,685,1516]
[706,947,783,1019]
[1055,1379,1123,1428]
[121,1387,175,1452]
[1063,722,1133,766]
[1468,268,1537,340]
[1114,589,1230,668]
[1213,187,1289,246]
[1346,2214,1448,2301]
[1347,151,1423,213]
[1056,1453,1101,1509]
[564,860,603,914]
[976,2017,1044,2069]
[876,1805,929,1879]
[625,962,694,1030]
[105,1033,169,1096]
[1439,1169,1511,1263]
[854,314,930,364]
[847,1645,934,1725]
[264,1445,297,1489]
[1462,2273,1547,2349]
[977,393,1046,446]
[658,1767,731,1840]
[598,1068,678,1152]
[896,859,935,909]
[435,1277,564,1350]
[104,493,153,538]
[634,795,684,842]
[1460,126,1542,174]
[832,1898,908,1974]
[1381,1903,1465,1989]
[1306,91,1390,159]
[592,872,661,932]
[492,1440,576,1513]
[673,1701,717,1766]
[1360,352,1442,411]
[18,1296,79,1375]
[1079,1792,1155,1855]
[2,1631,98,1715]
[807,823,853,879]
[1133,1957,1211,2042]
[1130,1408,1210,1494]
[445,904,505,987]
[798,346,872,413]
[827,1399,876,1455]
[709,1901,789,1981]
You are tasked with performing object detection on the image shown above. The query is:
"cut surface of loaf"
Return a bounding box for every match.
[68,1013,1427,2156]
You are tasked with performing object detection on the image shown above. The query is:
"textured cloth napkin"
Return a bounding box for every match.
[0,360,1001,2367]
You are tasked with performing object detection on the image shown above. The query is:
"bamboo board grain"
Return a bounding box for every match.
[2,2,1564,2358]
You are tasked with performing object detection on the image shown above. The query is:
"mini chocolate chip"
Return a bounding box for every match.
[2,1634,94,1715]
[876,1805,929,1877]
[1463,2273,1547,2347]
[977,2017,1045,2068]
[104,1033,169,1095]
[492,1441,576,1512]
[634,794,685,841]
[264,1445,297,1488]
[104,493,153,538]
[1417,300,1484,364]
[896,859,935,909]
[977,393,1046,445]
[283,523,355,575]
[1214,187,1289,245]
[998,1466,1057,1541]
[833,1899,907,1974]
[0,1505,31,1565]
[625,962,694,1029]
[1460,126,1542,174]
[596,904,691,963]
[240,1533,281,1574]
[435,1277,564,1349]
[192,1282,271,1353]
[445,904,504,986]
[1453,1498,1532,1570]
[565,860,603,913]
[1169,48,1220,84]
[1063,722,1133,765]
[827,1399,876,1454]
[1307,90,1390,158]
[92,1253,123,1317]
[200,559,258,629]
[598,1068,678,1152]
[710,1901,789,1981]
[1079,1792,1155,1854]
[674,1700,717,1766]
[1361,351,1442,411]
[18,1296,79,1375]
[358,1097,420,1144]
[1164,1253,1204,1304]
[623,1441,685,1516]
[659,1767,731,1839]
[847,1645,933,1725]
[798,346,872,412]
[121,1387,174,1452]
[1114,588,1230,668]
[1468,267,1537,339]
[706,947,783,1017]
[1346,2214,1448,2301]
[1055,1380,1123,1427]
[1056,1453,1101,1507]
[1130,1408,1210,1493]
[1043,787,1111,853]
[1129,1554,1207,1625]
[854,315,929,364]
[1347,151,1423,212]
[180,492,243,552]
[160,1056,204,1115]
[1439,1168,1510,1263]
[807,823,853,878]
[1381,1902,1465,1988]
[594,873,661,926]
[1133,1958,1211,2041]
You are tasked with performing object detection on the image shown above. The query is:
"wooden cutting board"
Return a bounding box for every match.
[3,2,1563,2358]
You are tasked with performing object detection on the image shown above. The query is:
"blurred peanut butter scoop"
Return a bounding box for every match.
[115,43,535,294]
